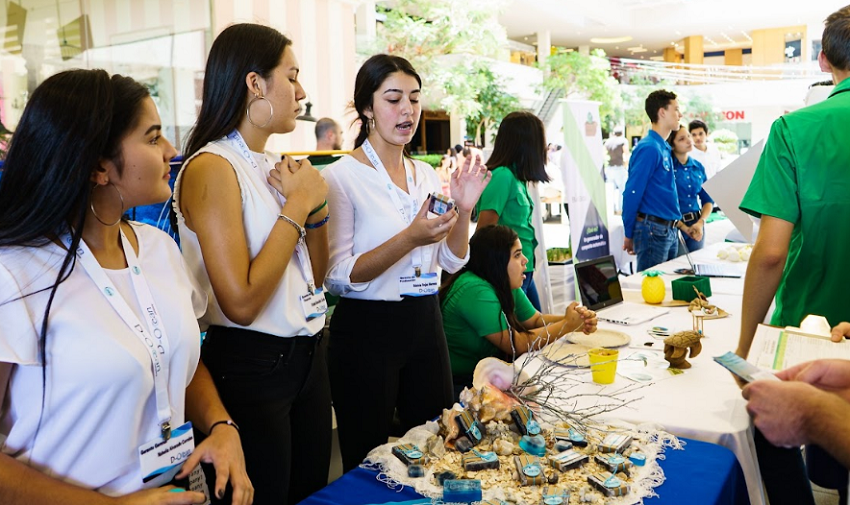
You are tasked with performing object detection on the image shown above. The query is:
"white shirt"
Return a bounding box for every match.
[323,155,468,301]
[0,223,205,496]
[173,137,325,337]
[689,142,722,179]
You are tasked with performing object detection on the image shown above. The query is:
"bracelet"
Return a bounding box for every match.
[278,213,306,243]
[209,419,240,433]
[305,213,330,229]
[309,200,328,216]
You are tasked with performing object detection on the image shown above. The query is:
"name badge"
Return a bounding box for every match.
[399,272,438,297]
[300,288,329,322]
[139,422,197,484]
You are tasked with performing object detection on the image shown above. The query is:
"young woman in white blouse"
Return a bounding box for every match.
[323,54,490,471]
[0,70,251,504]
[174,24,330,505]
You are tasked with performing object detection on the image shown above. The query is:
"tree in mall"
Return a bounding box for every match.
[443,61,520,146]
[374,0,517,142]
[541,48,623,132]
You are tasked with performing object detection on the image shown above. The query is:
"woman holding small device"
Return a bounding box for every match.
[441,225,597,395]
[322,54,490,471]
[475,111,550,311]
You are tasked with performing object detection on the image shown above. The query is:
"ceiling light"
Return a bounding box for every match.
[590,36,633,44]
[628,46,648,53]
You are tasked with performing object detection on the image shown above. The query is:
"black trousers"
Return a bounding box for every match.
[754,428,815,505]
[199,326,332,505]
[329,296,453,472]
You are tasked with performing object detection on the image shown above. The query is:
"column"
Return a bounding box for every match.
[683,35,704,64]
[725,48,743,66]
[537,30,551,69]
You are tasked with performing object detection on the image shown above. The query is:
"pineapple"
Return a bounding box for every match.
[641,270,665,304]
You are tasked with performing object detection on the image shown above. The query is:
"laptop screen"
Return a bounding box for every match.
[574,255,624,311]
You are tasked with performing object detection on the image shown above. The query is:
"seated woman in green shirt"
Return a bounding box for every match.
[476,111,549,311]
[440,225,597,395]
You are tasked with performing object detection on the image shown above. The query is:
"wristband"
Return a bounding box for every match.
[305,214,330,229]
[278,213,306,243]
[209,419,240,433]
[309,200,328,216]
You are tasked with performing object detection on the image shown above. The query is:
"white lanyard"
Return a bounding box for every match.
[225,130,317,294]
[69,229,173,440]
[362,139,427,276]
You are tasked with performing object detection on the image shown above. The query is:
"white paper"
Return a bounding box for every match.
[750,324,850,371]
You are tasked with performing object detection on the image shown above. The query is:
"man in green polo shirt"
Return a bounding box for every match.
[736,6,850,505]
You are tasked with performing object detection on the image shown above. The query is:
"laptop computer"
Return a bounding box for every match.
[574,255,669,325]
[678,235,743,278]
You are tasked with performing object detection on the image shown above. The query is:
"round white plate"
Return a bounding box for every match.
[567,328,631,348]
[540,342,592,368]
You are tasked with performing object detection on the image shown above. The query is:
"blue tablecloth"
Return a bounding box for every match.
[298,437,749,505]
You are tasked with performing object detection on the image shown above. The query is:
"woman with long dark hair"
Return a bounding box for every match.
[476,111,550,311]
[0,70,251,504]
[322,54,490,471]
[174,23,330,505]
[440,225,597,393]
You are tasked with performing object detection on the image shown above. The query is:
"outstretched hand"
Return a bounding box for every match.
[449,150,491,213]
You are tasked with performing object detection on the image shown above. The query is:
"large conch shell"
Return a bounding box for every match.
[472,357,530,392]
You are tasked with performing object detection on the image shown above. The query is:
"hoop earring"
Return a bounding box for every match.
[368,117,376,130]
[90,183,124,227]
[246,93,274,128]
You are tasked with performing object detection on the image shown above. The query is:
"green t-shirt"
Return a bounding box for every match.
[739,77,850,328]
[441,271,538,375]
[476,166,538,271]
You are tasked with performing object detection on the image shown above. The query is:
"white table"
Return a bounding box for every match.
[532,271,765,504]
[621,241,748,296]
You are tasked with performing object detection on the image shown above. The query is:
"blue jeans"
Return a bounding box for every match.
[677,218,705,256]
[633,219,678,272]
[521,274,542,311]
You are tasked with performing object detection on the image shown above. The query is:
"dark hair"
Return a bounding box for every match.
[0,68,149,443]
[666,124,688,150]
[823,6,850,71]
[315,117,338,141]
[440,225,525,336]
[183,24,292,160]
[486,111,549,183]
[645,89,677,123]
[352,54,422,148]
[688,119,708,134]
[454,144,463,153]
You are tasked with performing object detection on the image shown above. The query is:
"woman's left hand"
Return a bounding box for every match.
[449,150,491,213]
[177,426,253,505]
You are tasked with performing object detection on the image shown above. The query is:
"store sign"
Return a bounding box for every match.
[722,110,746,121]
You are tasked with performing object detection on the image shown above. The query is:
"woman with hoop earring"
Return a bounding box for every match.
[0,70,252,504]
[174,24,330,505]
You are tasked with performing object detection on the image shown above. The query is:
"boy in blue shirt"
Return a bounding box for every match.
[622,90,682,271]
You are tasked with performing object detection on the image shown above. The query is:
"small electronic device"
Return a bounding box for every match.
[428,193,455,215]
